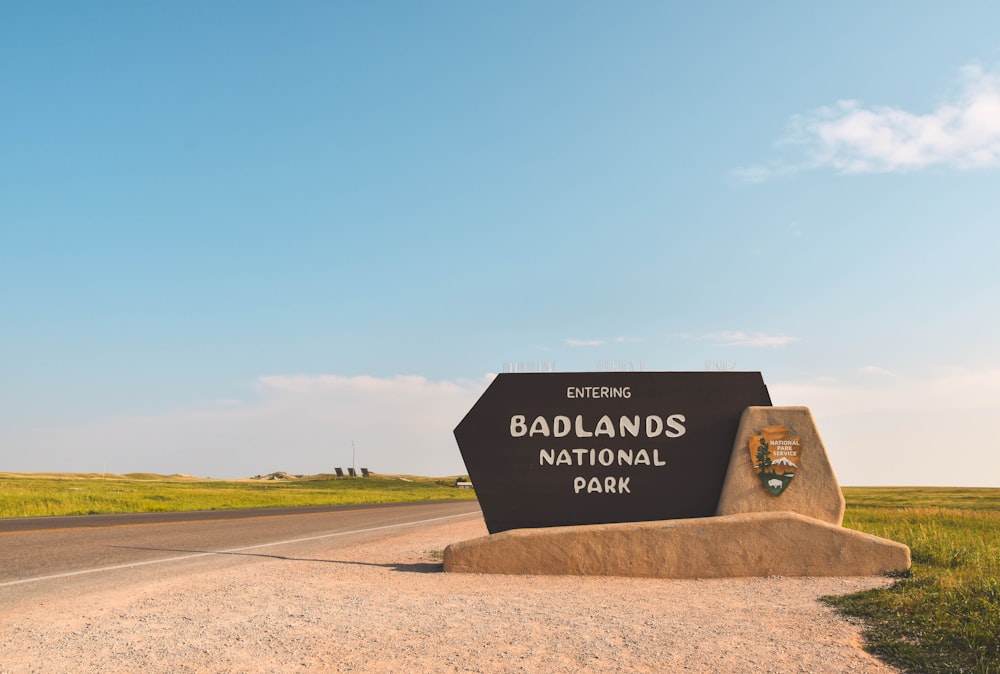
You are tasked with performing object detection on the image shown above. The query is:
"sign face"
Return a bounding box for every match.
[749,425,800,496]
[454,372,771,533]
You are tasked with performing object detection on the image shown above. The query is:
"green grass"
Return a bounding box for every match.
[0,472,476,518]
[826,487,1000,674]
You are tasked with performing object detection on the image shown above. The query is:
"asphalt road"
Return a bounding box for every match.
[0,500,483,605]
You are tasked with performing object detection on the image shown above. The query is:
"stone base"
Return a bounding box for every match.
[443,512,910,579]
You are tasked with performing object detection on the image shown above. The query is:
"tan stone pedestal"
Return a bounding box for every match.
[716,406,845,524]
[444,406,911,578]
[443,511,910,578]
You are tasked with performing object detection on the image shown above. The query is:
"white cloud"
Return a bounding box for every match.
[769,370,1000,486]
[744,64,1000,178]
[563,336,641,347]
[3,374,493,479]
[257,373,468,398]
[773,368,1000,416]
[5,368,998,487]
[565,338,606,347]
[731,165,773,184]
[701,331,799,348]
[857,365,895,377]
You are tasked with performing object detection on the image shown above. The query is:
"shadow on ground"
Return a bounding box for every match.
[108,545,444,573]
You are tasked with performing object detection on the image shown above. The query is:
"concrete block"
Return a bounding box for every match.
[443,512,910,578]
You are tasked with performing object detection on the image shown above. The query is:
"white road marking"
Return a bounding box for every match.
[0,510,480,588]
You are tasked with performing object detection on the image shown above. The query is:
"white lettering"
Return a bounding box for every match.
[619,415,641,437]
[594,415,615,437]
[665,414,686,438]
[571,475,632,494]
[553,415,571,437]
[511,415,527,437]
[645,415,664,437]
[536,446,669,468]
[528,416,550,437]
[565,386,632,399]
[513,414,686,438]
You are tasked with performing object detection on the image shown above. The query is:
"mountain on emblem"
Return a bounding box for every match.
[748,425,801,496]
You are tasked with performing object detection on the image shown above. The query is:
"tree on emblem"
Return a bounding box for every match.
[755,437,772,471]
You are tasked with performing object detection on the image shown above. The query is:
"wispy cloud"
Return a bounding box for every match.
[773,368,1000,416]
[698,331,799,348]
[3,374,492,478]
[563,336,641,347]
[565,338,606,347]
[858,365,895,377]
[768,369,1000,486]
[731,165,776,184]
[738,64,1000,180]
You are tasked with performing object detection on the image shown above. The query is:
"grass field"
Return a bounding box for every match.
[831,486,1000,673]
[0,472,475,518]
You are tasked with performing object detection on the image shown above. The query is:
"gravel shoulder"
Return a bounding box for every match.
[0,516,900,673]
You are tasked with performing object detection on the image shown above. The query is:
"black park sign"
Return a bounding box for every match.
[454,372,772,534]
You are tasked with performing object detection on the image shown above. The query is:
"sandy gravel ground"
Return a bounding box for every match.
[0,516,900,673]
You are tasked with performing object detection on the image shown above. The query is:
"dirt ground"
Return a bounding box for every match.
[0,516,900,673]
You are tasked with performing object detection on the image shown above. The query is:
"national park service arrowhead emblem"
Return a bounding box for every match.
[749,425,800,496]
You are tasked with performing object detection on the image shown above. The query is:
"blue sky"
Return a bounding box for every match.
[2,2,999,484]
